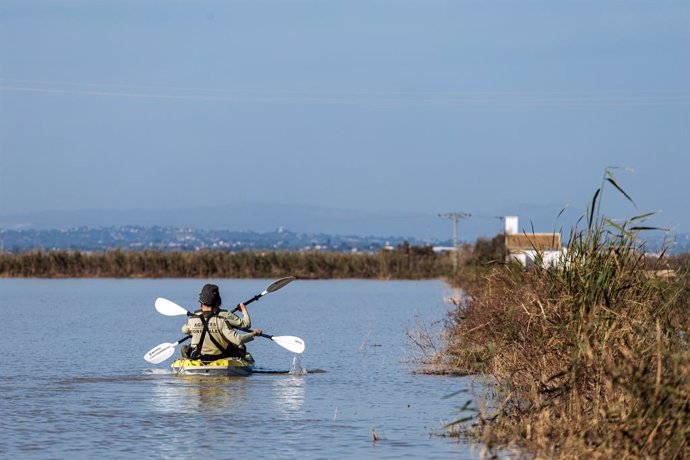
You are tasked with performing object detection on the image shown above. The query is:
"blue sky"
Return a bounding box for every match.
[1,0,688,234]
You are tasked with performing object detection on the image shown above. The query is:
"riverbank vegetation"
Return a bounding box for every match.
[0,242,453,279]
[435,182,690,458]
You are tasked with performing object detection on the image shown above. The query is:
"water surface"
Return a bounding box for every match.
[0,278,479,459]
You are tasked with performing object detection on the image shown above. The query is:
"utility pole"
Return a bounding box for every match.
[438,212,471,272]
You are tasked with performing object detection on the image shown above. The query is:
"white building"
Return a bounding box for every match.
[504,215,564,268]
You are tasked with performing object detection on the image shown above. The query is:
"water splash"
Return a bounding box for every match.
[289,354,307,375]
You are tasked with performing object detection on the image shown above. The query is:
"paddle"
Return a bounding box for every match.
[148,284,305,363]
[143,336,191,364]
[152,298,305,355]
[143,330,305,364]
[154,276,296,316]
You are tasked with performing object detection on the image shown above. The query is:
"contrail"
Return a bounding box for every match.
[1,84,689,107]
[2,77,689,98]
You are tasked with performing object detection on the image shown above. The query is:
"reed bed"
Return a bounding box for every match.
[0,244,452,279]
[441,183,690,458]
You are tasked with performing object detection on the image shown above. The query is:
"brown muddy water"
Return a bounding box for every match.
[0,278,480,459]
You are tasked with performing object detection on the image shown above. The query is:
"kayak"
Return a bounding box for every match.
[171,357,255,376]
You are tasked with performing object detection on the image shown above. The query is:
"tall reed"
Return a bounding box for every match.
[442,173,690,458]
[0,245,452,279]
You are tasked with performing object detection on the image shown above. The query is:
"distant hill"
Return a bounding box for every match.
[0,203,685,254]
[0,226,433,253]
[0,201,587,241]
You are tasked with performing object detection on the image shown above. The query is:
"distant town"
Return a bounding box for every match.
[1,224,687,255]
[0,225,452,253]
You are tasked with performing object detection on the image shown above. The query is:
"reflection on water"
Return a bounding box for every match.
[152,375,249,413]
[271,375,306,416]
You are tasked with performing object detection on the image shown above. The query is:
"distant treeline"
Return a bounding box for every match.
[0,244,453,279]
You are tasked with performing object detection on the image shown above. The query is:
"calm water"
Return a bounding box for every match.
[0,278,481,459]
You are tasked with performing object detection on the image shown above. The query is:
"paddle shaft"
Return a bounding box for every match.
[232,292,264,312]
[238,327,272,340]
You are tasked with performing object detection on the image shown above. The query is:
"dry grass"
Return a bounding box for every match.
[0,244,453,279]
[437,177,690,458]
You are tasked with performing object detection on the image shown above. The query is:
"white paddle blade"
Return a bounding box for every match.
[271,335,305,354]
[155,298,189,316]
[143,342,177,364]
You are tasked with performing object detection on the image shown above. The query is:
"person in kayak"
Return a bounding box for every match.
[180,284,262,362]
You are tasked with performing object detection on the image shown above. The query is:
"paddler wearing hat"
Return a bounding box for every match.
[180,284,262,362]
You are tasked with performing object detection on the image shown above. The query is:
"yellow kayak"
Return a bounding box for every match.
[171,357,254,376]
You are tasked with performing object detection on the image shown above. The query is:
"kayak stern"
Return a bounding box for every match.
[171,357,254,376]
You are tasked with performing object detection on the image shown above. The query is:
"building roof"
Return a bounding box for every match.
[505,233,562,251]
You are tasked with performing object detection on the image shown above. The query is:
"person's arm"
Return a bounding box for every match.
[224,303,251,329]
[181,322,190,334]
[220,321,261,346]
